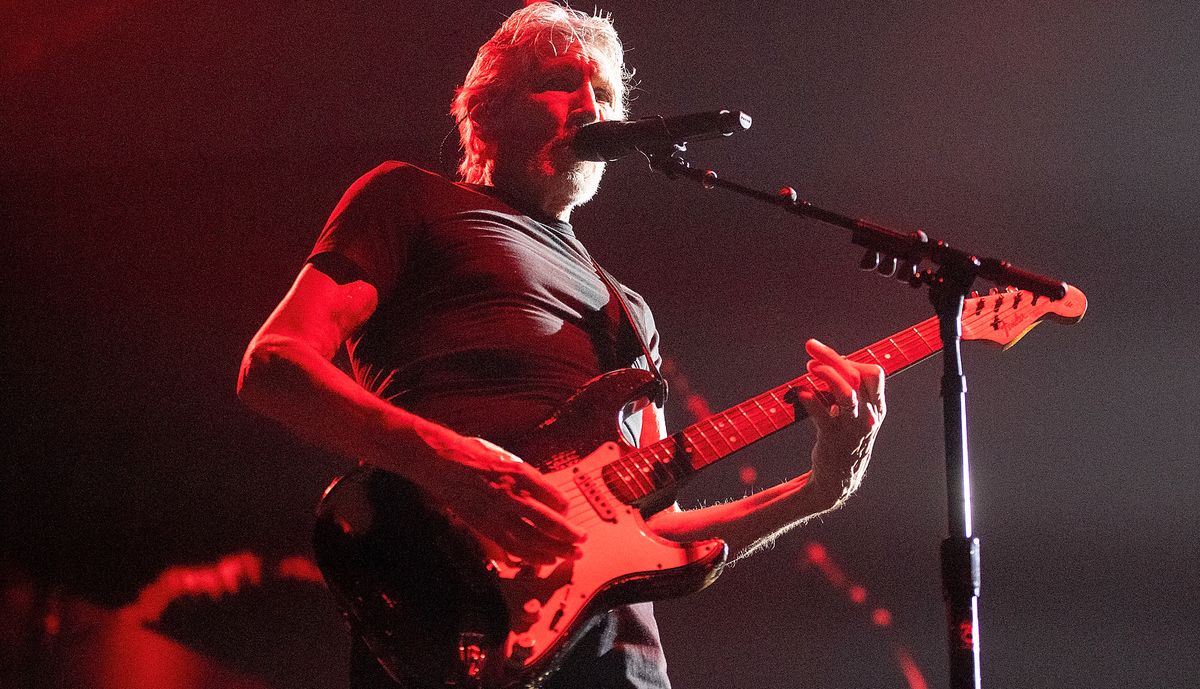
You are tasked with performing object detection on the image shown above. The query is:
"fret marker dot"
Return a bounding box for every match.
[769,407,776,413]
[884,353,892,359]
[728,436,737,443]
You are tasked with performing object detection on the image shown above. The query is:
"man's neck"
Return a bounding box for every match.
[490,177,574,223]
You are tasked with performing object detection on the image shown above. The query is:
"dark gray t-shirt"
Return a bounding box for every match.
[310,162,671,689]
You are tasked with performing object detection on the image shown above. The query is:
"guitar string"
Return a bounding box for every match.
[547,294,1028,528]
[688,295,1021,473]
[617,326,923,482]
[560,323,935,526]
[558,297,1032,534]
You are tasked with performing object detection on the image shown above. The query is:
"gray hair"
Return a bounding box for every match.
[450,2,632,184]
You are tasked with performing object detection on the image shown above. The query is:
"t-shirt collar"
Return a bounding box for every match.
[468,183,575,236]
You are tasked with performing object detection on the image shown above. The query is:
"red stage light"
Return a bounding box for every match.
[872,608,892,627]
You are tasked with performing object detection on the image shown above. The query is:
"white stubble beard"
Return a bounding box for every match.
[557,158,606,210]
[493,137,607,220]
[521,138,607,218]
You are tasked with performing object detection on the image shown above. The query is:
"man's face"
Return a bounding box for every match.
[486,47,623,216]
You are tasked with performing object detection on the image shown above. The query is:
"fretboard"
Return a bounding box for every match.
[600,315,945,505]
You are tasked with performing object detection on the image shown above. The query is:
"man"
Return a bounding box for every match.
[237,3,885,687]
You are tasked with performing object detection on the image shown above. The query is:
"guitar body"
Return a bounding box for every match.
[313,368,728,689]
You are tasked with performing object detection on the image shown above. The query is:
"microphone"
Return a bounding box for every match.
[571,109,752,162]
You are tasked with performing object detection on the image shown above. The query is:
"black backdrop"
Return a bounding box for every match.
[3,2,1197,687]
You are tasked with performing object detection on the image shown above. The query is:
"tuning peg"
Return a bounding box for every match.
[988,287,1000,295]
[969,290,980,298]
[859,250,881,271]
[877,256,899,278]
[896,260,919,283]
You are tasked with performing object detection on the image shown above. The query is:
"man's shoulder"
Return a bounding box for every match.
[354,160,454,192]
[349,161,493,211]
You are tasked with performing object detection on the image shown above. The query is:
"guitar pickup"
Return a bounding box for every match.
[574,472,617,523]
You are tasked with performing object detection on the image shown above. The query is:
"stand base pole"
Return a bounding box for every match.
[941,536,981,689]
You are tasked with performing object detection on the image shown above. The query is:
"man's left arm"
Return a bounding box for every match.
[647,339,885,562]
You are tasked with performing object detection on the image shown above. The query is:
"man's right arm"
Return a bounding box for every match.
[237,263,584,564]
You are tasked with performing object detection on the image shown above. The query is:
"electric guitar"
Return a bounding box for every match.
[313,285,1087,688]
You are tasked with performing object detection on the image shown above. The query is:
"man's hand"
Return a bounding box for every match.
[796,338,887,509]
[415,430,586,565]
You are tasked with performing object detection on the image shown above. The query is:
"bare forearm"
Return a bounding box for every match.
[648,468,845,562]
[236,333,448,483]
[238,331,587,563]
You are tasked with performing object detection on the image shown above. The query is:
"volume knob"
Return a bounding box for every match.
[522,599,542,616]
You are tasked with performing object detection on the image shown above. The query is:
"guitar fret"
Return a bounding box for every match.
[724,410,753,448]
[917,321,940,350]
[707,415,740,455]
[859,346,883,369]
[659,440,686,477]
[662,449,688,488]
[874,338,901,368]
[642,446,675,489]
[890,336,914,363]
[765,390,792,421]
[733,406,755,438]
[910,326,935,354]
[613,460,643,500]
[632,455,660,496]
[750,396,785,431]
[620,456,652,498]
[687,431,711,469]
[662,435,692,475]
[807,376,837,407]
[638,451,670,492]
[736,401,769,439]
[688,424,721,468]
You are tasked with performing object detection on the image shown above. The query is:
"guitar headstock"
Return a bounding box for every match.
[961,284,1087,349]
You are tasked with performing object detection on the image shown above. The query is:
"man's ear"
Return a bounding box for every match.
[467,98,500,155]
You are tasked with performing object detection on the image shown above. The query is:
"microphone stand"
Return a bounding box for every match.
[639,146,1067,689]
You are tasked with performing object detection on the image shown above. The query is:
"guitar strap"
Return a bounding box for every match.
[590,258,669,407]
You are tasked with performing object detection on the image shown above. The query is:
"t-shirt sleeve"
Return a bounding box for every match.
[306,161,423,296]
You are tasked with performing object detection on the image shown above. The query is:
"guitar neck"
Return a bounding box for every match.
[602,315,945,504]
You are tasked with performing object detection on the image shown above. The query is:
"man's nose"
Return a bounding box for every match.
[568,82,603,128]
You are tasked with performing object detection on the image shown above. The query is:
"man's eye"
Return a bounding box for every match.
[536,73,580,92]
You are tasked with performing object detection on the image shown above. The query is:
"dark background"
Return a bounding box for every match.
[3,1,1197,687]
